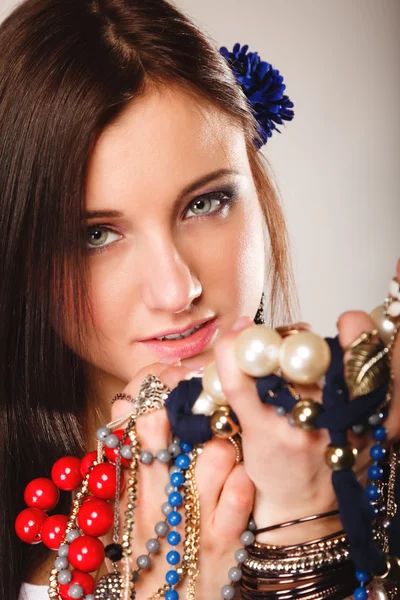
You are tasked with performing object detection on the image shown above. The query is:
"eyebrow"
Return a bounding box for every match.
[84,168,243,219]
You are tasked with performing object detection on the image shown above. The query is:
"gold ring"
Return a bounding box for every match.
[228,433,243,464]
[275,323,310,338]
[111,374,171,415]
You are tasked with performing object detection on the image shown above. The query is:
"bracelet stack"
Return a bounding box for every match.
[241,531,355,600]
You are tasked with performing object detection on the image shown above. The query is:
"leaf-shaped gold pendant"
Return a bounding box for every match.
[346,342,390,398]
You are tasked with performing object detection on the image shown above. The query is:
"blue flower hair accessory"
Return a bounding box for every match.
[219,43,295,149]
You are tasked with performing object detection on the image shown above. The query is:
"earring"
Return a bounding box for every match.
[254,292,265,325]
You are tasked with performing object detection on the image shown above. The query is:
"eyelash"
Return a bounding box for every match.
[85,188,236,255]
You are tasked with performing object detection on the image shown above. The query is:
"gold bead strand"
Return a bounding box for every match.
[146,447,200,600]
[121,422,139,600]
[113,414,137,559]
[47,462,97,599]
[381,317,400,556]
[182,447,201,600]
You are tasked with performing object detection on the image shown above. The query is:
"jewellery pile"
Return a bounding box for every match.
[15,376,257,599]
[15,277,400,599]
[165,276,400,599]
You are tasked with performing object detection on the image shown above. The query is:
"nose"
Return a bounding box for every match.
[140,234,202,314]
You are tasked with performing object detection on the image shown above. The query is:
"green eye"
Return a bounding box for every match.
[185,190,235,218]
[86,225,121,254]
[189,198,212,215]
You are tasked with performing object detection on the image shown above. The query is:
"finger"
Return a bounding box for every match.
[213,464,255,540]
[292,321,312,330]
[195,438,237,512]
[213,319,267,430]
[110,363,192,532]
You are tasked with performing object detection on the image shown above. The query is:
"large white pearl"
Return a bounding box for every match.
[387,300,400,318]
[389,278,400,300]
[191,391,219,416]
[370,304,397,346]
[234,325,282,377]
[202,362,226,404]
[279,331,331,385]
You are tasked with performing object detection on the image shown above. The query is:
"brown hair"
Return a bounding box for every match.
[0,0,296,595]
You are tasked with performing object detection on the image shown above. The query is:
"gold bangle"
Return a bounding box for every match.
[251,530,348,556]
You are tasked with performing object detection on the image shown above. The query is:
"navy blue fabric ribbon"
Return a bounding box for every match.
[165,377,213,445]
[322,337,387,575]
[165,336,387,444]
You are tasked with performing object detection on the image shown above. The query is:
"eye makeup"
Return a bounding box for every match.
[84,184,240,255]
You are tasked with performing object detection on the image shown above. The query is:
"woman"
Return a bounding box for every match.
[0,0,398,599]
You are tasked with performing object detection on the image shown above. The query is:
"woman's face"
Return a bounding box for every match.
[80,84,265,392]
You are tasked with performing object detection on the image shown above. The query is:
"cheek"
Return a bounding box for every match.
[85,259,136,336]
[236,206,266,289]
[53,258,134,361]
[191,200,266,307]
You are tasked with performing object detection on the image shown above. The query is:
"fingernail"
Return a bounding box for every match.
[160,356,181,365]
[181,357,206,370]
[185,369,204,380]
[232,315,253,331]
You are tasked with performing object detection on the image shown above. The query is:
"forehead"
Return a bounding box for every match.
[86,84,248,209]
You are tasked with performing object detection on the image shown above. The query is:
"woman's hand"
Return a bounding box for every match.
[107,361,254,599]
[214,318,338,543]
[213,263,400,544]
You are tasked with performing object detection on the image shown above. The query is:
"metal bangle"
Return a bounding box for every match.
[244,545,350,574]
[253,509,340,536]
[250,530,348,558]
[240,559,356,600]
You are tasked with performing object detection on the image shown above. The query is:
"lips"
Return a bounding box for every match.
[139,317,219,359]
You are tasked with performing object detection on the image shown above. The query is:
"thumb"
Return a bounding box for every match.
[337,310,378,355]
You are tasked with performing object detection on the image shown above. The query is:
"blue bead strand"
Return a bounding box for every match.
[354,570,369,600]
[163,444,193,598]
[366,421,388,519]
[356,415,388,599]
